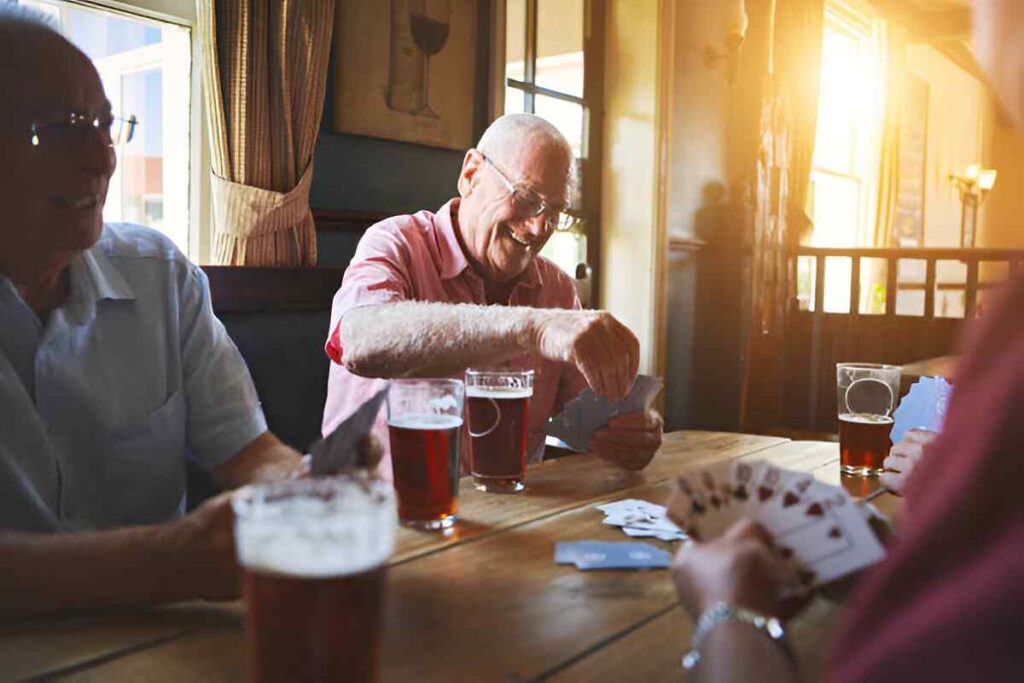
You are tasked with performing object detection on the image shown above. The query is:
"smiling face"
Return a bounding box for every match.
[0,30,116,278]
[455,136,572,283]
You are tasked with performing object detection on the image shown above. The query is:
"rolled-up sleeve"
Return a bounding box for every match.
[179,264,267,470]
[325,227,413,365]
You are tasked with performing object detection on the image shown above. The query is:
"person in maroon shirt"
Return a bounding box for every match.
[669,0,1024,679]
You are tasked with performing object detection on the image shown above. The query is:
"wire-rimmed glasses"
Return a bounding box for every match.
[482,154,580,232]
[29,111,138,148]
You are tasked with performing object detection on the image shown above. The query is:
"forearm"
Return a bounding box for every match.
[212,431,303,490]
[694,623,798,683]
[341,302,548,378]
[0,523,213,616]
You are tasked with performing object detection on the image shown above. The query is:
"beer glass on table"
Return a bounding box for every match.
[386,379,464,529]
[232,475,397,683]
[836,363,902,477]
[466,369,534,493]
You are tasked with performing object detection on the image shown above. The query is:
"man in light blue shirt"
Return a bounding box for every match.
[0,8,309,614]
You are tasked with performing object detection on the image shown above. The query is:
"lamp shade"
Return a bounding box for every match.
[979,169,998,191]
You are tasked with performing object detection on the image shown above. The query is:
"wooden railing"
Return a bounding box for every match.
[785,246,1024,431]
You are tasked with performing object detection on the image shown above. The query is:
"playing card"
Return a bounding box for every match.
[546,375,664,451]
[597,499,687,541]
[309,386,389,476]
[569,541,671,570]
[890,377,953,444]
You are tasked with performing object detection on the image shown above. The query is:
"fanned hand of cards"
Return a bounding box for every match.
[665,460,886,587]
[547,375,663,451]
[890,376,952,444]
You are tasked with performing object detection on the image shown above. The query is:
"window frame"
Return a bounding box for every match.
[39,0,211,263]
[497,0,605,298]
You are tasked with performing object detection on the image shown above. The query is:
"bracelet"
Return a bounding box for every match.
[681,602,788,672]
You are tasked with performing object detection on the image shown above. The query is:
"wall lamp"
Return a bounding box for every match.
[704,0,748,84]
[949,163,997,247]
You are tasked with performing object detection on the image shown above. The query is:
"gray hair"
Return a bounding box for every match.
[0,2,60,34]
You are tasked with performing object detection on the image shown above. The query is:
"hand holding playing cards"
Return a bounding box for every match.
[671,519,806,619]
[534,309,639,400]
[587,410,663,471]
[881,429,936,496]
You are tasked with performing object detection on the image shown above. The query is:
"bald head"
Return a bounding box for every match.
[477,113,574,167]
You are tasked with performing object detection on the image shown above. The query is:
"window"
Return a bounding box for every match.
[504,0,597,280]
[18,0,197,257]
[802,0,886,312]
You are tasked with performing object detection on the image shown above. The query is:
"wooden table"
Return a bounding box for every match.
[0,431,897,682]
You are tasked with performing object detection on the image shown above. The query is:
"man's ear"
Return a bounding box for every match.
[457,148,483,198]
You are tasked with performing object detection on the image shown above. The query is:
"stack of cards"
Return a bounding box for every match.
[547,375,663,451]
[890,377,952,444]
[554,541,671,570]
[596,499,688,542]
[666,460,886,587]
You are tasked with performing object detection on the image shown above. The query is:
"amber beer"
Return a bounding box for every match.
[839,413,893,476]
[232,476,397,683]
[388,414,462,528]
[467,386,532,492]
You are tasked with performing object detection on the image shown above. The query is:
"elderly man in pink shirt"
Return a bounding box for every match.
[322,114,663,479]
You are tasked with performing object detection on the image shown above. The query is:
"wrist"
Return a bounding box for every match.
[682,601,791,672]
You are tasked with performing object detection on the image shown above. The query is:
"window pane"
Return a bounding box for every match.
[20,0,192,254]
[809,172,860,247]
[540,231,586,277]
[504,86,527,115]
[534,95,583,158]
[536,0,583,98]
[506,0,526,83]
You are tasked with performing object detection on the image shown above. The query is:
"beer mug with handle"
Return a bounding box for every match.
[836,363,902,477]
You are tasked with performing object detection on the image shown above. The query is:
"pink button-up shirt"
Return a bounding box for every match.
[322,199,587,480]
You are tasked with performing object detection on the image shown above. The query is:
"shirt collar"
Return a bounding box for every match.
[435,198,545,290]
[66,237,135,320]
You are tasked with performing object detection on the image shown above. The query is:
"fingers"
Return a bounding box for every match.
[905,428,938,444]
[607,409,663,430]
[566,311,639,400]
[588,438,656,470]
[880,470,907,496]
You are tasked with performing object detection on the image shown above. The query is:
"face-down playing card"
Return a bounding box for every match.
[546,375,663,451]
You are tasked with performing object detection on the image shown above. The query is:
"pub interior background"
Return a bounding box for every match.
[24,0,1024,457]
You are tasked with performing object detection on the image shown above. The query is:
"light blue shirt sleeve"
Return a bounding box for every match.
[179,264,268,471]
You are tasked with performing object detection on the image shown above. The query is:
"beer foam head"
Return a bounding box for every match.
[232,474,397,578]
[387,413,464,430]
[466,386,533,399]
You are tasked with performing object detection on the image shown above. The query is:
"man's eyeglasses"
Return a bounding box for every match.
[482,154,579,231]
[29,111,139,149]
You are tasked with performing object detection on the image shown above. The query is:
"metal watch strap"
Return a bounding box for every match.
[681,602,788,671]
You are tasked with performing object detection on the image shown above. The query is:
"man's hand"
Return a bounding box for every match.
[587,410,662,470]
[671,519,808,620]
[534,309,639,400]
[171,493,239,601]
[881,429,936,496]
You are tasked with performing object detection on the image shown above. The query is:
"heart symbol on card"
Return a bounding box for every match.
[828,527,842,539]
[783,492,800,508]
[805,502,825,517]
[758,486,773,502]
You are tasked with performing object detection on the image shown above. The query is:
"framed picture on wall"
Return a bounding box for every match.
[332,0,477,150]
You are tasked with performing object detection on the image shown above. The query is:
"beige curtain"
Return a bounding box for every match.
[198,0,335,266]
[873,21,907,248]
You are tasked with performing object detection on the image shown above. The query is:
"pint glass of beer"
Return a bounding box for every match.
[836,363,902,476]
[386,379,464,529]
[232,474,397,683]
[465,369,534,493]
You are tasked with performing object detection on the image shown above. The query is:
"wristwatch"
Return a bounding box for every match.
[681,602,788,671]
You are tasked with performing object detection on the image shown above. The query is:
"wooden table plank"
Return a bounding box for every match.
[390,431,787,563]
[59,439,850,683]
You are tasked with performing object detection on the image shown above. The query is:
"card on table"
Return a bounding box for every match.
[546,375,664,451]
[554,541,671,570]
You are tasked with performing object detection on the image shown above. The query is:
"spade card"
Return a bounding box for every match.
[546,375,663,451]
